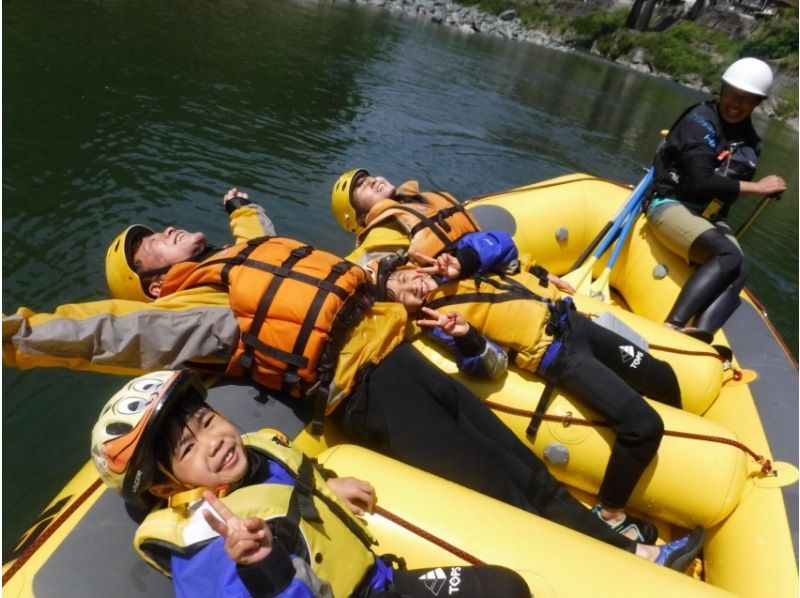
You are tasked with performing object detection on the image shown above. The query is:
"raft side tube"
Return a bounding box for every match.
[318,444,736,598]
[413,338,747,529]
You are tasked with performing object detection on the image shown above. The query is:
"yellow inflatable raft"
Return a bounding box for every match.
[460,173,798,597]
[3,173,796,598]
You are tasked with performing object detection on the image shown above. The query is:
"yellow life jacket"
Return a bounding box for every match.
[159,237,372,401]
[425,270,561,371]
[358,181,480,259]
[134,429,377,596]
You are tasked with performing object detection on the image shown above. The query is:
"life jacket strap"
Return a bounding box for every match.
[286,455,322,524]
[527,381,557,440]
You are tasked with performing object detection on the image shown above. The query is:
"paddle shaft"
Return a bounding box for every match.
[590,197,645,299]
[567,170,653,272]
[735,193,781,239]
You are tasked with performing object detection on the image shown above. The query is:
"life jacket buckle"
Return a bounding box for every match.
[239,352,254,372]
[282,371,301,389]
[290,246,313,259]
[331,261,351,275]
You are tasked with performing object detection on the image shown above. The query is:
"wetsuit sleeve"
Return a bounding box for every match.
[453,231,518,277]
[2,290,238,374]
[672,118,740,205]
[171,536,317,598]
[424,325,508,379]
[229,201,277,244]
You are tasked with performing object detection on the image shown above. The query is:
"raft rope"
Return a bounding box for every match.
[374,505,485,566]
[578,310,743,380]
[648,343,742,381]
[2,477,104,585]
[483,400,774,475]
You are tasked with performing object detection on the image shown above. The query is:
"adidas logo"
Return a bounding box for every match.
[419,567,447,595]
[619,345,643,368]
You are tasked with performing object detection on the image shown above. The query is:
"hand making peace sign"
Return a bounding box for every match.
[202,490,273,565]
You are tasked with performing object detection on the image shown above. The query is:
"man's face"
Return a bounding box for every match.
[134,227,207,271]
[719,87,761,125]
[351,175,396,213]
[168,406,248,489]
[386,268,438,310]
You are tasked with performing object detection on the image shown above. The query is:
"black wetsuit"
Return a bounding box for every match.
[648,100,762,335]
[334,342,639,553]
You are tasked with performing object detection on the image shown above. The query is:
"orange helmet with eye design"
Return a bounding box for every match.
[90,370,206,507]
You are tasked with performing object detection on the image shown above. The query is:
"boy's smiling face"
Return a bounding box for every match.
[386,267,438,310]
[168,407,248,489]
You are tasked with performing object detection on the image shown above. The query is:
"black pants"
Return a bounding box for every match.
[548,312,681,508]
[381,565,529,598]
[334,343,636,553]
[668,225,748,332]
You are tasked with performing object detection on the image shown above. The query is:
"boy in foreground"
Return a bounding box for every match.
[91,369,531,598]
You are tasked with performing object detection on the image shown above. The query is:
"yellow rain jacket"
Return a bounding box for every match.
[3,202,406,413]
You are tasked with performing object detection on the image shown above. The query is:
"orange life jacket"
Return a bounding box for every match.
[358,182,480,258]
[159,236,371,398]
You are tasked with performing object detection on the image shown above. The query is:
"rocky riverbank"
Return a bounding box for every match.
[348,0,569,49]
[339,0,798,129]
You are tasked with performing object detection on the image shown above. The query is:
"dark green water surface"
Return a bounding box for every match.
[3,0,797,557]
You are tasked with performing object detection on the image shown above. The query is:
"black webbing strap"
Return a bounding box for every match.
[184,239,266,288]
[281,452,375,549]
[223,239,264,287]
[286,455,322,524]
[429,190,481,231]
[526,380,557,440]
[239,245,313,380]
[283,261,352,395]
[309,382,329,437]
[392,205,456,251]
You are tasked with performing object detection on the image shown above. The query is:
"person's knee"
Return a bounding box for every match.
[690,229,744,272]
[618,402,664,447]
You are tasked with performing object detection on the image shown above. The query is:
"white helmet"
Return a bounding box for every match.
[721,58,773,98]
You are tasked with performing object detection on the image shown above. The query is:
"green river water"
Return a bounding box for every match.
[2,0,797,557]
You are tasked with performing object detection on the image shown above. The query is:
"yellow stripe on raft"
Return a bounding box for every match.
[318,444,735,598]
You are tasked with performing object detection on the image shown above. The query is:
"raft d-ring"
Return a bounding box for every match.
[562,411,574,427]
[754,461,800,489]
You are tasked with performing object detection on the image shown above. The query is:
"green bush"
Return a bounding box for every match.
[573,9,627,40]
[775,87,799,119]
[740,8,798,59]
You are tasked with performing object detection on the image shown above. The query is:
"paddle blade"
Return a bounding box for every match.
[562,255,597,294]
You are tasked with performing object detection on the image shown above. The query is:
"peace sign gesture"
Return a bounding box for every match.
[414,252,461,280]
[202,490,273,565]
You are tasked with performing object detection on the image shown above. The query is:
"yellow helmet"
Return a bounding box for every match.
[105,225,154,302]
[331,168,368,234]
[90,370,206,507]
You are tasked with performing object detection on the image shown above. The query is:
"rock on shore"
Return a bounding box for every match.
[347,0,568,50]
